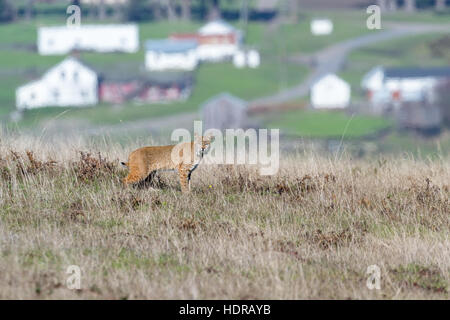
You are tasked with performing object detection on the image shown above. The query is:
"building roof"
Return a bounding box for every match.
[201,92,247,110]
[198,20,236,35]
[99,71,194,86]
[145,39,197,53]
[385,66,450,79]
[313,74,349,89]
[39,24,138,32]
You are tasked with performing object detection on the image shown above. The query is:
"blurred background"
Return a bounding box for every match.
[0,0,449,157]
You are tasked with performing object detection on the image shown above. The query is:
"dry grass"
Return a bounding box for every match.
[0,134,449,299]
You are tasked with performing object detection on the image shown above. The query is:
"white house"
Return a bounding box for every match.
[145,39,198,71]
[81,0,128,4]
[311,74,351,109]
[171,20,242,62]
[16,57,98,110]
[233,49,261,69]
[38,24,139,55]
[361,66,450,112]
[311,19,333,36]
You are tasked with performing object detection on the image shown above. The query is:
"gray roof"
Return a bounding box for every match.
[201,93,247,110]
[145,39,197,53]
[99,71,193,86]
[385,66,450,79]
[201,93,248,131]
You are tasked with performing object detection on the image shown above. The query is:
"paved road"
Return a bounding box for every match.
[72,22,450,137]
[249,22,450,107]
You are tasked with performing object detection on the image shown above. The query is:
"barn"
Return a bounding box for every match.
[201,93,248,131]
[145,39,198,71]
[311,74,351,109]
[171,20,242,62]
[310,19,333,36]
[361,65,450,112]
[16,57,98,110]
[38,24,139,55]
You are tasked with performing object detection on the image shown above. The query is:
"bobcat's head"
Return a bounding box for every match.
[194,133,213,158]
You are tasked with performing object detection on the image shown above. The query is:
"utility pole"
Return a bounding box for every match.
[240,0,249,44]
[279,0,288,91]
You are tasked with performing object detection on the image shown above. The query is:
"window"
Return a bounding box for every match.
[52,89,59,100]
[60,70,65,79]
[30,93,36,100]
[73,71,79,82]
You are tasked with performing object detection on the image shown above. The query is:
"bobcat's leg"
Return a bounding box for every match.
[123,163,147,187]
[178,165,189,193]
[187,170,193,191]
[147,170,157,186]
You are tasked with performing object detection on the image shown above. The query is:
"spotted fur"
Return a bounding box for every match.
[122,135,212,192]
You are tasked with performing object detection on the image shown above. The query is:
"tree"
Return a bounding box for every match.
[377,0,387,12]
[290,0,299,23]
[165,0,178,21]
[404,0,416,12]
[0,0,15,23]
[25,0,35,20]
[387,0,397,11]
[98,0,107,20]
[435,0,446,11]
[208,0,221,20]
[180,0,191,21]
[126,0,152,21]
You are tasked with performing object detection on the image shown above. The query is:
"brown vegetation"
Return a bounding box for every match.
[0,135,448,299]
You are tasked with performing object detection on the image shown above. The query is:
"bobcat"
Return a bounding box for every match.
[122,135,213,192]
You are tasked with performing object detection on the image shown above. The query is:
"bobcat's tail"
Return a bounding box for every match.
[120,161,128,167]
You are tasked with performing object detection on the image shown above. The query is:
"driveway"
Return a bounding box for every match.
[69,21,450,137]
[249,22,450,107]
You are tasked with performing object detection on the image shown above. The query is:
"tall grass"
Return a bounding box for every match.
[0,133,448,299]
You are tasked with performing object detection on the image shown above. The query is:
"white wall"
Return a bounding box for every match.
[311,19,333,36]
[385,77,437,102]
[197,43,239,62]
[311,74,350,109]
[361,67,384,92]
[16,58,98,109]
[38,24,139,55]
[145,50,198,71]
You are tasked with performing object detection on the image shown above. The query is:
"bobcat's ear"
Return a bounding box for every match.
[205,133,214,143]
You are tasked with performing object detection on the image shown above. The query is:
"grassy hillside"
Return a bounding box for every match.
[339,33,450,100]
[0,134,448,299]
[268,109,392,138]
[0,10,381,127]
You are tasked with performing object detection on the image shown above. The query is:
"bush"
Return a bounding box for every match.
[0,0,16,23]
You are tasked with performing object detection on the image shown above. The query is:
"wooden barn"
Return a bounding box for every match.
[201,93,248,131]
[99,72,193,104]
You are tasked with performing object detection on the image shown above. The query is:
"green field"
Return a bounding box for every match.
[339,33,450,100]
[0,9,449,136]
[0,9,388,127]
[268,109,392,138]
